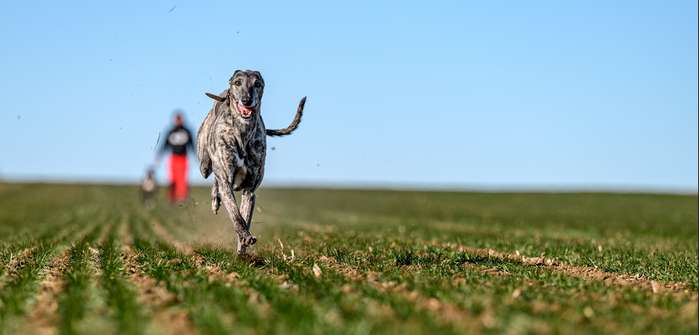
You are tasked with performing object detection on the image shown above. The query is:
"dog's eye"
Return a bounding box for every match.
[253,81,262,88]
[233,80,242,86]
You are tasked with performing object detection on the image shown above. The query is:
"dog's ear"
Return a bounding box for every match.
[205,92,227,102]
[229,70,242,82]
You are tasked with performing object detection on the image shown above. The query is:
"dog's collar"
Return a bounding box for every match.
[226,91,233,109]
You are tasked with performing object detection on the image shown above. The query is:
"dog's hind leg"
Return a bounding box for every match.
[215,176,257,254]
[211,180,221,214]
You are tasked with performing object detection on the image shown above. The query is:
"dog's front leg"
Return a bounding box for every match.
[240,190,256,230]
[214,175,257,254]
[238,191,257,255]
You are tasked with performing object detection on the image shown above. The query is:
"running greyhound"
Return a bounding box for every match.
[197,70,306,254]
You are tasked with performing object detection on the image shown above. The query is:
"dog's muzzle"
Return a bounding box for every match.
[236,101,256,118]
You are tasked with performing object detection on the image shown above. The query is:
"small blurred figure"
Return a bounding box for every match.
[140,168,158,208]
[156,111,194,203]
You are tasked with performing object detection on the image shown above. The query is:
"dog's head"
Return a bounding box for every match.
[205,70,265,120]
[225,70,265,120]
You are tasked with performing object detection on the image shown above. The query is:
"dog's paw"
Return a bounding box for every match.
[241,234,257,246]
[236,233,256,255]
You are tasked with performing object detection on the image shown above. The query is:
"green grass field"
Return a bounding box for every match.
[0,182,696,334]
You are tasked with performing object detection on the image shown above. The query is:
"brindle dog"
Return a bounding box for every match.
[197,70,306,254]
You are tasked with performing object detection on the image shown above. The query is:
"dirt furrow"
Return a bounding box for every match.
[0,241,61,333]
[315,254,483,334]
[193,253,272,316]
[149,219,193,254]
[131,230,272,322]
[0,247,36,291]
[0,223,87,292]
[118,216,133,246]
[3,220,103,333]
[435,241,696,296]
[121,245,196,335]
[16,248,71,335]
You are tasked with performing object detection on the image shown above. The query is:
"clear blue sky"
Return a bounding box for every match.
[1,0,697,191]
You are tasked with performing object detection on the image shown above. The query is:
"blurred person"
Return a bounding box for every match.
[156,111,194,203]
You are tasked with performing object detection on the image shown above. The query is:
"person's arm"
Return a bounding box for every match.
[186,128,195,154]
[155,128,172,164]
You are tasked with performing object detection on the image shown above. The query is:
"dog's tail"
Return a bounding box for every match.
[266,97,306,137]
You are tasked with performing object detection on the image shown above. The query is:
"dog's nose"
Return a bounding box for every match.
[241,97,253,106]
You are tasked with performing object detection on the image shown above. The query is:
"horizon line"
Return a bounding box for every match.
[1,174,696,196]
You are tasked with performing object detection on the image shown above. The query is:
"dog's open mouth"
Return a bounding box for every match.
[236,102,255,118]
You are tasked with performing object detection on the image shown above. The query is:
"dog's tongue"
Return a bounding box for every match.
[238,103,253,117]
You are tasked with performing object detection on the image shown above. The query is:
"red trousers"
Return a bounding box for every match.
[169,154,189,202]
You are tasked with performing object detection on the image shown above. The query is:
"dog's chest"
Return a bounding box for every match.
[237,132,266,190]
[213,120,266,190]
[243,132,266,172]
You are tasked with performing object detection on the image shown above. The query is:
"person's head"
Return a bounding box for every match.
[173,111,184,126]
